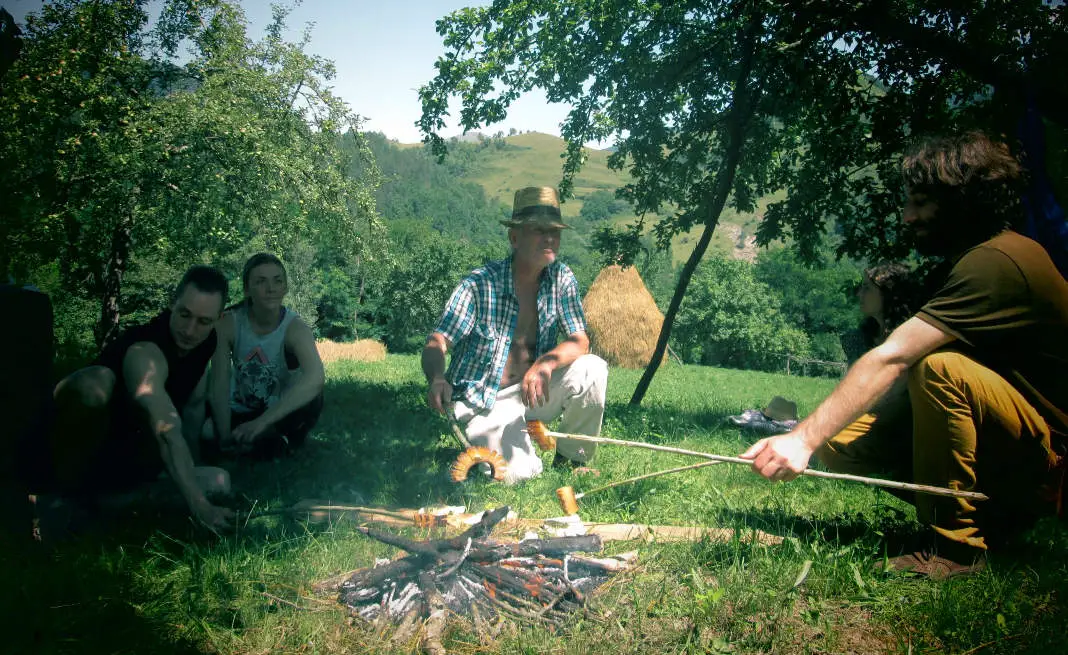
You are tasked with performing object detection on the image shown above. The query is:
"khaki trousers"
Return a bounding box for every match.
[817,350,1062,551]
[454,354,608,484]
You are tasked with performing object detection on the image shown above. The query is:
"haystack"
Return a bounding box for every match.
[316,339,387,363]
[583,265,665,368]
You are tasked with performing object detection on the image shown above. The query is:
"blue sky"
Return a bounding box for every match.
[5,0,573,143]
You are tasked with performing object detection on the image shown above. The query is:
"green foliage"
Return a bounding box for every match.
[673,256,811,371]
[579,189,628,222]
[371,220,499,353]
[0,0,378,344]
[363,132,510,247]
[754,248,862,338]
[754,247,863,363]
[419,0,1068,263]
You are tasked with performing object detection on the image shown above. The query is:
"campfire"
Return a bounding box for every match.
[337,506,633,649]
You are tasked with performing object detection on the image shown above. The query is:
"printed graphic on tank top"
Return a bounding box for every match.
[231,305,298,413]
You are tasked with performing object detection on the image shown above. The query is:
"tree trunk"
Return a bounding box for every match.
[355,253,366,305]
[95,200,134,349]
[629,14,761,406]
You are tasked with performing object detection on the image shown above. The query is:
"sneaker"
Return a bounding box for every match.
[552,453,600,476]
[875,550,986,581]
[745,417,797,436]
[727,409,766,426]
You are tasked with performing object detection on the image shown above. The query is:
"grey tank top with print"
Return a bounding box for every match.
[230,305,298,413]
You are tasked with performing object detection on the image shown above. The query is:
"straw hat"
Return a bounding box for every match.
[763,396,798,422]
[501,186,570,229]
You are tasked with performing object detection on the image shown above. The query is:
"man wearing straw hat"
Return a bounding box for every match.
[422,186,608,484]
[742,132,1068,579]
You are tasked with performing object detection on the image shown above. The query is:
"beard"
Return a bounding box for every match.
[905,217,974,257]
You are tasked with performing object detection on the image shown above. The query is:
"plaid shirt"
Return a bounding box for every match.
[434,256,587,410]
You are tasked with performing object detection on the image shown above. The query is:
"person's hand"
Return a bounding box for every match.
[428,377,453,414]
[740,433,815,482]
[192,500,235,533]
[521,361,553,407]
[233,417,270,445]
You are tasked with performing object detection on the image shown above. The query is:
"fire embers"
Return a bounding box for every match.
[340,552,609,628]
[336,506,633,634]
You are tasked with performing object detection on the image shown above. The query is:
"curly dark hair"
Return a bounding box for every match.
[859,262,922,346]
[901,131,1025,238]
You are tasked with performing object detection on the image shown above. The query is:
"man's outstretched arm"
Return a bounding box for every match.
[124,343,234,531]
[741,317,954,481]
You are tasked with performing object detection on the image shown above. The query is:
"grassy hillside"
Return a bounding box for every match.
[464,132,622,217]
[428,131,763,265]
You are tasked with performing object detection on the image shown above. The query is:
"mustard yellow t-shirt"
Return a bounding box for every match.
[917,230,1068,437]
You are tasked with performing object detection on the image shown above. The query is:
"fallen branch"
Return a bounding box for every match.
[261,591,317,612]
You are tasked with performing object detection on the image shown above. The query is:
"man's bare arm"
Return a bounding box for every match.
[742,317,955,481]
[124,343,229,524]
[422,332,453,413]
[521,331,589,407]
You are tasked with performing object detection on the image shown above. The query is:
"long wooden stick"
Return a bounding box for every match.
[247,504,419,520]
[535,426,989,502]
[446,405,473,449]
[576,461,721,500]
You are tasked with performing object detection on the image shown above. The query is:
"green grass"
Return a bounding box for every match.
[6,355,1067,654]
[466,133,625,215]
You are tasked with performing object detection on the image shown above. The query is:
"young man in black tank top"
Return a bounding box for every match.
[44,266,234,533]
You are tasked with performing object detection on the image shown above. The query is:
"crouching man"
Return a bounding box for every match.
[422,186,608,484]
[45,265,235,532]
[742,132,1068,578]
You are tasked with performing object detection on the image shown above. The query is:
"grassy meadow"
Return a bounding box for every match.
[460,132,759,263]
[5,355,1067,654]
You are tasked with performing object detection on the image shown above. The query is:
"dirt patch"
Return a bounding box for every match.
[719,223,759,263]
[764,596,899,654]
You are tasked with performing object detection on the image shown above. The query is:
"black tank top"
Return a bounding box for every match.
[95,310,217,414]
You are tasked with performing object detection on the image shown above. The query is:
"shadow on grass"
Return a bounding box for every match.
[222,379,755,513]
[222,378,470,511]
[713,504,926,551]
[1,527,207,655]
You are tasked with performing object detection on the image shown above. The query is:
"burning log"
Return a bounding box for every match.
[338,505,632,646]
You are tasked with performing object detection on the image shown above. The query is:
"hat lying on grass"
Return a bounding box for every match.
[763,396,798,422]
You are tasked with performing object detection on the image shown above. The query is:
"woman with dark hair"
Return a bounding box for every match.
[822,262,924,478]
[732,262,922,436]
[206,254,325,458]
[843,262,922,364]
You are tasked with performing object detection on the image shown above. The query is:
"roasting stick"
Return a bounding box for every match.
[526,420,989,502]
[556,461,721,515]
[446,405,473,449]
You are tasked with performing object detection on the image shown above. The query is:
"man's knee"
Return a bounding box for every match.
[195,466,231,497]
[561,354,608,404]
[55,366,116,408]
[908,350,974,395]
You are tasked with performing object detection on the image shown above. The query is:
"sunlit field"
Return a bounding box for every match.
[5,355,1066,654]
